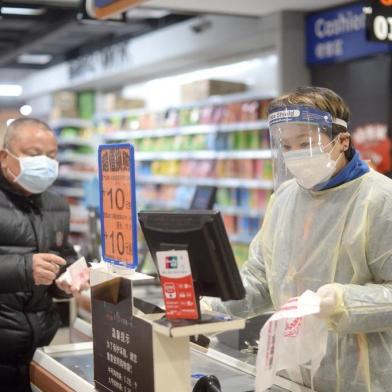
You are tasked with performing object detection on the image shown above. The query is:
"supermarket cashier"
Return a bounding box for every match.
[209,86,392,392]
[0,117,86,391]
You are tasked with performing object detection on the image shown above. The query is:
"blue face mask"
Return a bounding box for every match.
[7,151,59,194]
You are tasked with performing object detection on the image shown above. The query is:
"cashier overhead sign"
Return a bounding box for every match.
[87,0,145,19]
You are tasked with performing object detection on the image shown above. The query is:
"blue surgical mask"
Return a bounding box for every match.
[7,150,59,194]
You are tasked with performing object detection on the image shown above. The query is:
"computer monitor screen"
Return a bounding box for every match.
[190,186,217,210]
[138,210,245,303]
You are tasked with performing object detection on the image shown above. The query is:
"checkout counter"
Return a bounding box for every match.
[30,267,314,392]
[30,324,313,392]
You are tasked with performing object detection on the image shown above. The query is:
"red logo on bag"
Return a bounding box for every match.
[284,317,303,337]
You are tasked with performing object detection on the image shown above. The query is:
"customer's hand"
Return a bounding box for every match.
[32,253,66,286]
[56,279,89,295]
[317,284,338,318]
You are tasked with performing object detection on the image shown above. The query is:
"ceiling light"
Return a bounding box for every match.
[126,8,170,19]
[1,7,46,16]
[17,54,53,65]
[0,84,22,97]
[6,119,15,127]
[20,105,32,116]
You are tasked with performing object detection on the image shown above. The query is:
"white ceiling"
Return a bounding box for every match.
[143,0,352,16]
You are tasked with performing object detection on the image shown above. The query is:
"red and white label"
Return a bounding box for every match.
[156,250,198,320]
[284,317,303,337]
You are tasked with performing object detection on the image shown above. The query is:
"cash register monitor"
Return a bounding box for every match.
[190,186,217,210]
[138,210,245,303]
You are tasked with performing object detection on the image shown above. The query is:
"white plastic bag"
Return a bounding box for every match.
[255,290,328,392]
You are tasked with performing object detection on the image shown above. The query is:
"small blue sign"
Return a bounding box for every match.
[306,1,392,65]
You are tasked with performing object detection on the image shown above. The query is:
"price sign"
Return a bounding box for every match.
[98,144,138,268]
[90,0,145,20]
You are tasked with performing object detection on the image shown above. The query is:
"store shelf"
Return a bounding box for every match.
[104,124,217,140]
[216,205,265,218]
[218,120,268,132]
[103,120,268,141]
[58,137,96,146]
[70,223,89,233]
[229,233,255,244]
[135,149,271,161]
[94,108,148,121]
[59,170,96,181]
[136,175,273,189]
[70,205,89,216]
[138,200,189,210]
[57,152,96,165]
[137,200,265,217]
[52,186,85,198]
[52,118,91,128]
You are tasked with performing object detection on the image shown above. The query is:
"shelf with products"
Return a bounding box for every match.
[94,94,272,257]
[137,182,270,247]
[136,174,273,190]
[96,94,274,260]
[52,118,98,243]
[103,120,269,141]
[133,149,271,161]
[95,94,270,133]
[52,186,85,198]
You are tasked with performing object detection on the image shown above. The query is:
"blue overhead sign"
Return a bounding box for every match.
[306,1,392,65]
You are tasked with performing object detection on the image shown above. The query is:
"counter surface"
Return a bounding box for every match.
[32,342,313,392]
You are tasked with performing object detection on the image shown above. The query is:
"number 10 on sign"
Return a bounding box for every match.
[98,143,138,268]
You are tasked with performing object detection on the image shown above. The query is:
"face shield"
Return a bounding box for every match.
[268,105,348,191]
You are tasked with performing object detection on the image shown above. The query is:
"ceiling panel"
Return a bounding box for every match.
[144,0,352,16]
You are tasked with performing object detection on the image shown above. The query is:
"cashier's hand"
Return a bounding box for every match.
[32,253,66,286]
[317,284,338,318]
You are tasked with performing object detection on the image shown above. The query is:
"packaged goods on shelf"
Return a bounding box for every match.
[232,244,249,266]
[52,118,97,248]
[97,98,272,134]
[78,91,96,120]
[103,93,145,112]
[181,79,248,103]
[52,91,78,119]
[97,94,274,254]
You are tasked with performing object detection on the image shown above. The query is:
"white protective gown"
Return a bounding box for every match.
[215,170,392,392]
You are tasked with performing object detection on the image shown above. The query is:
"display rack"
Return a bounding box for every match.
[95,93,274,261]
[52,118,98,243]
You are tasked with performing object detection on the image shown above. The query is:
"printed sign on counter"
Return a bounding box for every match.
[98,143,138,269]
[92,277,154,392]
[156,250,199,320]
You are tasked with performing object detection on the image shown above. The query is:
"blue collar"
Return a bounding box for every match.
[315,150,369,191]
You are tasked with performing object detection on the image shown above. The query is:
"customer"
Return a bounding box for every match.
[0,118,82,391]
[211,86,392,391]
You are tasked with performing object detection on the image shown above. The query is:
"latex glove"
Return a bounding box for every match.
[317,284,339,318]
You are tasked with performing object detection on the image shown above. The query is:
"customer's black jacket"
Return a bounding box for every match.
[0,171,77,367]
